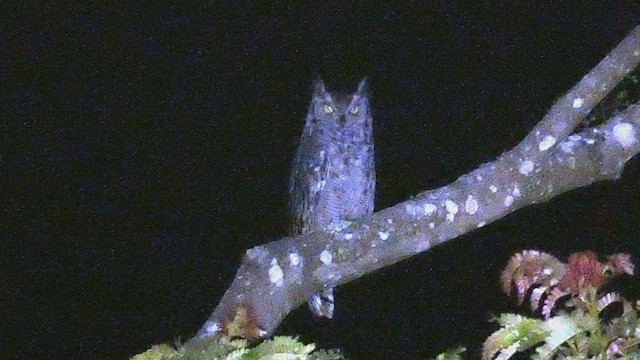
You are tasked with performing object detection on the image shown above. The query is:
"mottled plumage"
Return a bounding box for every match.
[289,78,375,318]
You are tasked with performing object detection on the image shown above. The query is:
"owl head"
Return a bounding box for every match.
[305,77,372,144]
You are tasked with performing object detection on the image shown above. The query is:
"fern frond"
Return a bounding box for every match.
[542,288,569,319]
[560,251,605,295]
[225,348,249,360]
[607,253,635,276]
[530,286,547,312]
[501,250,564,305]
[482,314,547,360]
[251,336,316,358]
[597,292,622,311]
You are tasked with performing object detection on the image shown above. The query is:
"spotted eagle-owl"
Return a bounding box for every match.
[289,78,375,318]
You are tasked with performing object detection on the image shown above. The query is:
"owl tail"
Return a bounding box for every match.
[308,288,334,319]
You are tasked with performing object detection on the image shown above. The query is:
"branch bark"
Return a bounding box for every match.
[191,25,640,344]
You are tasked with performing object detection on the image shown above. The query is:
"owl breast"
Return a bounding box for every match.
[312,144,375,229]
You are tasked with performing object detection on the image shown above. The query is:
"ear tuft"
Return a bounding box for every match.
[312,77,326,97]
[356,77,369,96]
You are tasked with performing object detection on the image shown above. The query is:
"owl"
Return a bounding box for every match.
[289,77,375,318]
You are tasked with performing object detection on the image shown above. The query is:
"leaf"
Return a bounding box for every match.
[534,316,580,359]
[482,314,546,360]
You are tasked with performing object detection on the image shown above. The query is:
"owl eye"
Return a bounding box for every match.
[323,104,334,114]
[349,106,360,115]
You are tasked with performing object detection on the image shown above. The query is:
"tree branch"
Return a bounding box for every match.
[190,25,640,344]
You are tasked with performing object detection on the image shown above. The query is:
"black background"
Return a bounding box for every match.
[4,2,640,359]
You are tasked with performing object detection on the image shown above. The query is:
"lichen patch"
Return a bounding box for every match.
[320,249,333,265]
[612,122,637,148]
[268,258,284,287]
[465,195,479,215]
[539,135,557,151]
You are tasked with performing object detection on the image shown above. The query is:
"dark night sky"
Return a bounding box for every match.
[4,2,640,359]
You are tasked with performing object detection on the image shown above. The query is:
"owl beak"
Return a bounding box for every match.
[339,114,346,124]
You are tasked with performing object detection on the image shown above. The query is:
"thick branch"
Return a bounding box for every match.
[511,25,640,165]
[190,25,640,344]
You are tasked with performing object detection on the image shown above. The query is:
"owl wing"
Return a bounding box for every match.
[289,131,337,318]
[288,138,330,236]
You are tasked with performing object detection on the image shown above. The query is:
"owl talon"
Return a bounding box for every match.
[308,288,335,319]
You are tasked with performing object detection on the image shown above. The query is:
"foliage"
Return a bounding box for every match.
[430,347,466,360]
[131,344,178,360]
[131,248,638,360]
[131,336,346,360]
[483,250,639,360]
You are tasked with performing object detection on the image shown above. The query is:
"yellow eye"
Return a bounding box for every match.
[349,106,360,115]
[323,104,334,114]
